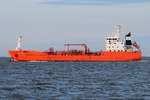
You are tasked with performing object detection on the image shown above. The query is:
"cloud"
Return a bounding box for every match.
[39,0,150,5]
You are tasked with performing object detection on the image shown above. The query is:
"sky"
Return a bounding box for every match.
[0,0,150,56]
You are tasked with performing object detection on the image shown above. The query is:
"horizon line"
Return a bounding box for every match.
[39,0,150,6]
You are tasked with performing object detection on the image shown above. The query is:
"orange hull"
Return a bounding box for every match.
[8,50,142,62]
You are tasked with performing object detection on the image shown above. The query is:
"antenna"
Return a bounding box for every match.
[114,25,121,38]
[16,36,22,50]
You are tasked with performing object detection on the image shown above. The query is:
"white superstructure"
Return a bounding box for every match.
[105,25,125,51]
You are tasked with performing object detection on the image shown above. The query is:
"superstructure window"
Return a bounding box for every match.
[107,38,117,40]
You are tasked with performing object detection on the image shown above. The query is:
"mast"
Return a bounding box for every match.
[16,36,22,50]
[114,25,121,38]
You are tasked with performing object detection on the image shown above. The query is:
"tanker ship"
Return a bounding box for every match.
[8,25,142,62]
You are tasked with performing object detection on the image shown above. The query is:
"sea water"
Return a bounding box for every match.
[0,57,150,100]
